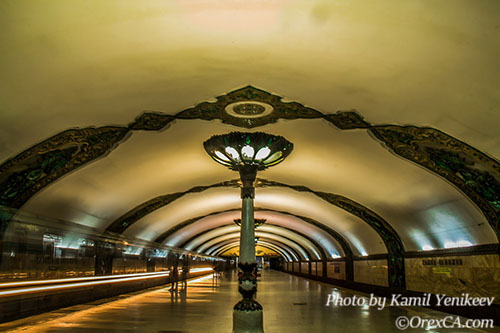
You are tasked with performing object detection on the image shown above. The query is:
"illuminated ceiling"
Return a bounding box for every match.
[1,1,499,272]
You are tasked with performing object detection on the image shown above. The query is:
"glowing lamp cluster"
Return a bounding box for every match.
[203,132,293,171]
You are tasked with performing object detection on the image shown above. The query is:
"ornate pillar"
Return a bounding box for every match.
[233,166,263,332]
[203,131,293,333]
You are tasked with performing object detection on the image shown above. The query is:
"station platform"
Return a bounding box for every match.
[1,270,498,332]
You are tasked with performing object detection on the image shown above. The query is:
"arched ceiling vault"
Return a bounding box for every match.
[215,242,290,261]
[156,209,355,280]
[218,244,282,259]
[158,209,348,258]
[194,232,312,260]
[215,243,280,258]
[2,92,498,250]
[184,225,323,260]
[218,245,280,258]
[213,242,293,261]
[121,187,388,254]
[208,238,301,262]
[176,217,329,259]
[3,94,499,242]
[1,0,499,289]
[103,178,400,253]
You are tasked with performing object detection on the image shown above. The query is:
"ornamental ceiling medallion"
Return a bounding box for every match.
[176,85,323,128]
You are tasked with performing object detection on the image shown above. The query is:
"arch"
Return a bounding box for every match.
[106,179,402,286]
[179,224,325,260]
[157,208,354,280]
[211,241,294,261]
[209,238,300,262]
[193,233,311,261]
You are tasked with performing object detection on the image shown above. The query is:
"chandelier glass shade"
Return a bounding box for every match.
[203,132,293,171]
[234,218,267,228]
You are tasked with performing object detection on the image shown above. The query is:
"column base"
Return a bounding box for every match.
[233,308,263,333]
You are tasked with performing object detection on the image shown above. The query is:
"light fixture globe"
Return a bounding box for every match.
[234,218,267,228]
[203,132,293,171]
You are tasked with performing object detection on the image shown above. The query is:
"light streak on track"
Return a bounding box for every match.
[0,271,171,297]
[189,267,213,273]
[0,268,213,297]
[0,270,171,289]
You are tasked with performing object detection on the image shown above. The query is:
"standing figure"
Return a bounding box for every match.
[214,261,223,280]
[180,255,189,291]
[168,252,179,292]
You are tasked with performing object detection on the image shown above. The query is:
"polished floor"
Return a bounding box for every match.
[1,270,499,332]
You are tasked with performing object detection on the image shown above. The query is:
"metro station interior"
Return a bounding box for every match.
[1,1,499,332]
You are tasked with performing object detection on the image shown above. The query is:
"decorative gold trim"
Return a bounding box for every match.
[0,127,129,208]
[369,125,500,239]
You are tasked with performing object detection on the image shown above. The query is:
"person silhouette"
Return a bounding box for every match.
[180,255,189,291]
[168,252,179,292]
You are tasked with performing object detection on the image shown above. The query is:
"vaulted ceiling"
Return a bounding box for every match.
[1,1,499,271]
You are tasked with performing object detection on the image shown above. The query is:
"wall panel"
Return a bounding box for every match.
[354,259,388,287]
[405,254,500,305]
